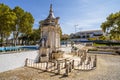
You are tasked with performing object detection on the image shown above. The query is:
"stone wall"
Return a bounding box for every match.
[0,51,39,73]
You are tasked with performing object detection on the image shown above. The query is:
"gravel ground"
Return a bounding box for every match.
[0,53,120,80]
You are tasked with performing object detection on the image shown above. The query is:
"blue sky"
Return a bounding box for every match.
[0,0,120,34]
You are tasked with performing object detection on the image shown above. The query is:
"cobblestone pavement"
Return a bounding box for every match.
[0,53,120,80]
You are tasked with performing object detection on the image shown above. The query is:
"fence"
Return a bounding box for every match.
[26,55,97,76]
[74,55,97,70]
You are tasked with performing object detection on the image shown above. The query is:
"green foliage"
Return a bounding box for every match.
[12,6,34,46]
[13,6,34,34]
[13,6,24,26]
[20,29,40,45]
[75,35,81,39]
[98,36,106,40]
[70,35,81,39]
[93,42,120,47]
[29,29,40,41]
[20,12,34,34]
[0,3,17,46]
[0,4,16,32]
[0,3,34,46]
[88,37,97,40]
[101,11,120,40]
[93,43,107,46]
[61,34,69,41]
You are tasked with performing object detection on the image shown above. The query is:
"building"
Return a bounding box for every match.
[70,30,103,41]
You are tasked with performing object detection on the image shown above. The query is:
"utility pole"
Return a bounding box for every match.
[74,25,78,33]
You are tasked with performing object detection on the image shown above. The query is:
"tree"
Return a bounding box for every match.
[101,11,120,40]
[98,36,106,40]
[0,4,34,46]
[88,37,97,41]
[0,3,17,46]
[61,34,69,41]
[13,6,34,46]
[28,29,40,45]
[20,12,34,34]
[19,28,40,45]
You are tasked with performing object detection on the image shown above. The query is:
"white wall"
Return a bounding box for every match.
[0,50,39,73]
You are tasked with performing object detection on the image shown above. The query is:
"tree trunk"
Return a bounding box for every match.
[1,33,4,47]
[13,32,19,46]
[22,39,24,45]
[34,37,36,45]
[6,37,8,46]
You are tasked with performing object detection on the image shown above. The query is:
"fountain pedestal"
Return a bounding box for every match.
[39,47,50,62]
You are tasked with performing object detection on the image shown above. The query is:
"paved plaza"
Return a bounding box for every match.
[0,53,120,80]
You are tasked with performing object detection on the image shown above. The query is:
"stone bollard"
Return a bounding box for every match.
[25,58,28,66]
[69,62,72,72]
[93,55,97,68]
[72,60,74,69]
[80,56,84,65]
[80,59,83,65]
[64,64,69,76]
[94,55,97,67]
[86,56,91,65]
[53,61,56,73]
[93,59,96,68]
[64,59,67,68]
[46,62,48,71]
[57,61,60,74]
[95,55,97,62]
[54,61,56,66]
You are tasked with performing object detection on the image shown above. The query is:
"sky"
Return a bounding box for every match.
[0,0,120,34]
